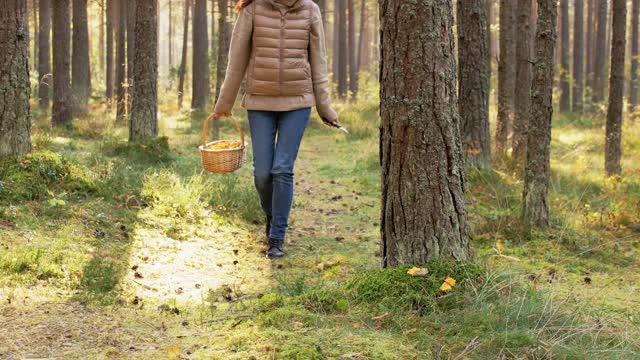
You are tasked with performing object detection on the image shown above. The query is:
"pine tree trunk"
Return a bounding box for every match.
[38,0,51,109]
[586,0,595,94]
[629,0,639,114]
[33,0,39,72]
[0,0,32,156]
[129,0,158,141]
[572,0,584,112]
[192,0,209,110]
[72,0,91,112]
[210,0,216,62]
[99,0,104,77]
[214,0,231,140]
[347,0,357,100]
[605,0,627,176]
[523,0,557,228]
[458,0,491,169]
[559,0,570,112]
[380,0,471,266]
[106,0,114,100]
[357,0,370,72]
[332,0,339,83]
[127,0,136,113]
[115,0,127,121]
[486,0,493,82]
[52,0,73,125]
[169,0,173,66]
[337,0,348,98]
[593,0,608,102]
[512,0,533,166]
[178,0,191,107]
[496,0,517,157]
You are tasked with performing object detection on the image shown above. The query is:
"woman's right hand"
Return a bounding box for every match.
[213,112,232,118]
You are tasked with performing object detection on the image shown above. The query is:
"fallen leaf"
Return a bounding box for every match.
[495,240,504,255]
[407,267,429,276]
[439,277,456,292]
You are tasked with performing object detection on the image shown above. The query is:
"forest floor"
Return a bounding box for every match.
[1,97,640,359]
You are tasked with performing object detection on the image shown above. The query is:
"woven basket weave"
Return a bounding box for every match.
[198,114,247,173]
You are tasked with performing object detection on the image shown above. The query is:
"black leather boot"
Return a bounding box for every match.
[266,238,284,258]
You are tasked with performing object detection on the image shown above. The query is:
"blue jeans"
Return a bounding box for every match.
[248,107,311,240]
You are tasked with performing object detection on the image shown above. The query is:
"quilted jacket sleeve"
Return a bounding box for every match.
[309,4,338,122]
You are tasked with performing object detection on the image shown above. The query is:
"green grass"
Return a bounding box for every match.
[1,95,639,359]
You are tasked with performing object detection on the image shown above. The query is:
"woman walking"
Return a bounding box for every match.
[213,0,340,258]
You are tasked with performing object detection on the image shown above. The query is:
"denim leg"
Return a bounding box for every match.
[269,107,311,240]
[247,110,277,219]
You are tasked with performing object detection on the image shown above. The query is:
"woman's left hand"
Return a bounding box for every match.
[321,116,340,128]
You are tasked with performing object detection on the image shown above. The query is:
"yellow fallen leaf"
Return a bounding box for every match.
[440,277,456,292]
[407,267,429,276]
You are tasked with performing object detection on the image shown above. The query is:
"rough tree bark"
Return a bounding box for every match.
[496,0,517,157]
[72,0,91,112]
[512,0,533,166]
[572,0,584,112]
[630,0,639,114]
[214,0,231,140]
[129,0,158,141]
[52,0,73,125]
[38,0,51,109]
[115,0,127,121]
[486,0,492,82]
[457,0,491,169]
[178,0,191,107]
[192,0,209,110]
[0,0,32,156]
[106,0,114,100]
[523,0,557,228]
[559,0,570,112]
[380,0,471,266]
[127,0,136,113]
[337,0,348,98]
[348,0,357,100]
[593,0,608,102]
[605,0,627,176]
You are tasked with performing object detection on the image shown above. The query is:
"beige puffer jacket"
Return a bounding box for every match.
[213,0,338,122]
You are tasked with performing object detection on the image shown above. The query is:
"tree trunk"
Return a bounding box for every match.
[116,0,127,121]
[572,0,584,112]
[347,0,357,100]
[629,0,639,114]
[523,0,557,228]
[52,0,73,125]
[214,0,231,140]
[337,0,348,98]
[332,0,339,83]
[192,0,209,110]
[559,0,570,112]
[33,0,38,72]
[169,0,173,66]
[178,0,191,107]
[72,0,91,112]
[458,0,491,169]
[99,0,104,77]
[593,0,608,102]
[496,0,517,157]
[129,0,158,141]
[0,0,32,156]
[38,0,51,109]
[127,0,136,113]
[106,0,114,100]
[605,0,627,176]
[586,0,595,94]
[357,0,370,72]
[380,0,471,266]
[512,0,533,166]
[486,0,493,82]
[210,0,216,63]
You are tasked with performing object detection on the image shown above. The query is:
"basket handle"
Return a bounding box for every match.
[202,114,244,148]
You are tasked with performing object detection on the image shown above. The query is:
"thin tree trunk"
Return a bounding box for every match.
[593,0,608,102]
[52,0,73,125]
[347,0,357,100]
[337,0,347,98]
[332,0,338,83]
[38,0,51,109]
[559,0,570,112]
[33,0,38,72]
[106,0,114,100]
[169,0,173,66]
[572,0,584,112]
[605,0,627,176]
[512,0,533,166]
[116,0,127,121]
[214,0,231,140]
[458,0,491,169]
[127,0,136,114]
[523,0,557,228]
[496,0,517,157]
[99,0,105,77]
[192,0,209,110]
[178,0,191,107]
[72,0,91,112]
[486,0,493,82]
[380,0,471,266]
[0,0,32,156]
[629,0,639,114]
[130,0,158,141]
[357,0,370,73]
[586,0,595,94]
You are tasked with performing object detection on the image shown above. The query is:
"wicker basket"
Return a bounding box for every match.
[199,114,247,173]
